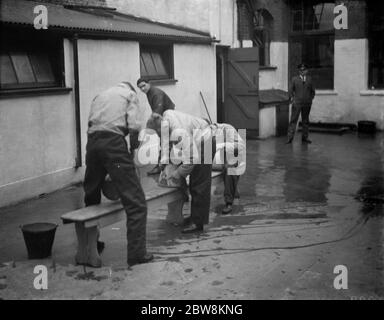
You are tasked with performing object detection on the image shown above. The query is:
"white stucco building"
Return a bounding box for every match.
[0,0,216,207]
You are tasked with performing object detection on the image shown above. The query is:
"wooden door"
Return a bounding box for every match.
[224,47,259,133]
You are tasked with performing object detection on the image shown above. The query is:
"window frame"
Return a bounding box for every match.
[289,0,335,90]
[139,42,174,81]
[0,26,66,91]
[252,10,272,67]
[367,2,384,90]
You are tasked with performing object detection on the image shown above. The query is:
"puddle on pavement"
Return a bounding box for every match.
[356,175,384,217]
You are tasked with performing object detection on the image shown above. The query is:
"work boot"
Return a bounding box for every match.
[221,204,233,215]
[128,253,154,267]
[147,165,161,176]
[302,138,312,144]
[181,224,203,234]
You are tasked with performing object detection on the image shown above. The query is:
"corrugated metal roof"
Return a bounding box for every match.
[0,0,213,43]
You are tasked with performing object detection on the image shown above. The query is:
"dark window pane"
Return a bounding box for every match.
[289,34,334,89]
[29,53,55,83]
[368,2,384,89]
[0,27,62,89]
[10,52,35,83]
[141,51,157,76]
[304,3,334,31]
[292,1,334,31]
[292,10,303,31]
[369,32,384,89]
[140,45,172,79]
[0,53,17,85]
[151,51,168,76]
[140,55,148,76]
[303,35,334,68]
[303,34,334,89]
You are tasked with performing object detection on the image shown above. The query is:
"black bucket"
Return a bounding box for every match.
[21,223,58,259]
[358,121,376,134]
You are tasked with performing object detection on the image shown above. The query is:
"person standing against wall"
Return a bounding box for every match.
[137,78,175,175]
[286,63,316,144]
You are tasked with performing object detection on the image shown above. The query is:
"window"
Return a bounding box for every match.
[292,1,334,32]
[368,2,384,89]
[139,44,173,81]
[0,27,64,90]
[252,9,273,67]
[289,0,335,89]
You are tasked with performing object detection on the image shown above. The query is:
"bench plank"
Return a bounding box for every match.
[61,171,222,225]
[61,171,223,267]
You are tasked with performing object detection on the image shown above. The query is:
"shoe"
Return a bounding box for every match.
[147,165,161,176]
[222,204,233,215]
[128,253,154,267]
[97,240,105,254]
[286,138,293,144]
[302,138,312,144]
[182,216,192,227]
[181,224,203,234]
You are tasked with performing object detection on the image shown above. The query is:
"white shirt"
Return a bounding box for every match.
[88,83,145,136]
[162,110,210,177]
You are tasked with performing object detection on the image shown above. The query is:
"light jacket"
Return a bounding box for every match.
[88,83,146,136]
[162,110,210,178]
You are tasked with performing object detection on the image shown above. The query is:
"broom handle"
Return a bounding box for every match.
[200,91,212,124]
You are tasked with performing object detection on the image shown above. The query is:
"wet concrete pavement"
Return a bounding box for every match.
[0,132,383,299]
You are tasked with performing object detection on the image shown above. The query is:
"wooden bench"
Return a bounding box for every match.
[61,171,223,267]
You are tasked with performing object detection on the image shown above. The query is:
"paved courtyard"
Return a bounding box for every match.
[0,132,383,300]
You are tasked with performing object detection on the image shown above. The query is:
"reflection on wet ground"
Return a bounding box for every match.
[0,132,383,299]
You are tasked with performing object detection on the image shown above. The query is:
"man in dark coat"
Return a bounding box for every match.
[286,63,316,144]
[137,78,175,175]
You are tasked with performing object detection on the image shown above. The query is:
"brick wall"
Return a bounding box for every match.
[25,0,107,7]
[253,0,289,42]
[237,0,289,42]
[237,0,253,40]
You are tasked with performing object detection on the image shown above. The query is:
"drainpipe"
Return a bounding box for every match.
[72,33,82,168]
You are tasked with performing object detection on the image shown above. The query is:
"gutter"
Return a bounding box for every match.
[72,34,82,168]
[0,22,215,45]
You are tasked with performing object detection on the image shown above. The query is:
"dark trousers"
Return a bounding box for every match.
[83,131,147,262]
[224,168,240,205]
[287,103,312,140]
[189,164,212,226]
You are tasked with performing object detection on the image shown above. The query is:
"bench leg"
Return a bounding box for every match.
[86,226,102,268]
[75,222,87,265]
[166,199,184,225]
[75,223,102,268]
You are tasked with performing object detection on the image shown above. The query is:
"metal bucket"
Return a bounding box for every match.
[21,223,57,259]
[358,121,376,134]
[101,179,120,200]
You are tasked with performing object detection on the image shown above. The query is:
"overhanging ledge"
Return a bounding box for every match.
[0,87,73,99]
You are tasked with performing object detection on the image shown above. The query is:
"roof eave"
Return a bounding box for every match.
[0,21,214,44]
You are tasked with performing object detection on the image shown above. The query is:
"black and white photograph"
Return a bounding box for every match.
[0,0,383,305]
